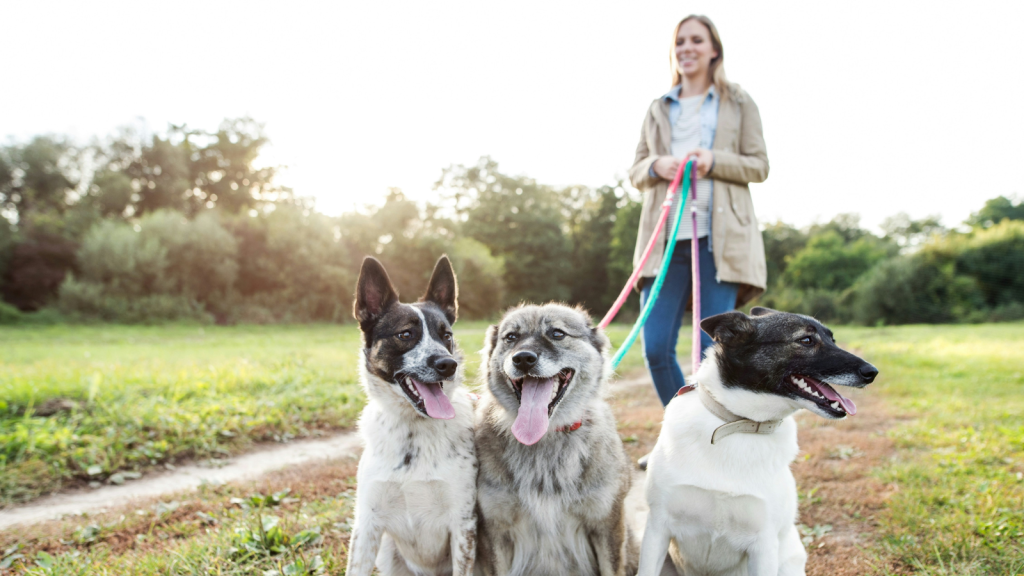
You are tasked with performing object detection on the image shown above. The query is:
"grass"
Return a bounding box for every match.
[0,321,647,507]
[6,321,1020,574]
[836,323,1024,575]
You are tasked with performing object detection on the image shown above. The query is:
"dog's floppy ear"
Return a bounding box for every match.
[422,255,458,324]
[750,306,779,317]
[700,311,755,345]
[354,257,399,331]
[482,324,499,361]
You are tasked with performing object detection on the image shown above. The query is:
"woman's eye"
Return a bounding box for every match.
[398,331,413,341]
[551,330,565,341]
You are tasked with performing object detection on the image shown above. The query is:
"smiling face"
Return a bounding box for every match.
[673,18,718,83]
[481,304,609,445]
[700,308,879,420]
[354,256,461,419]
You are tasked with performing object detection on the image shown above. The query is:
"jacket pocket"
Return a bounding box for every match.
[727,186,752,226]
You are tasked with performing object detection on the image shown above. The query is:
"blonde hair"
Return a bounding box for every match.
[669,15,729,99]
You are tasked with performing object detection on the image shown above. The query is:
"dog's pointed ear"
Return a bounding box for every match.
[700,311,755,345]
[750,306,779,317]
[354,257,399,331]
[422,255,458,324]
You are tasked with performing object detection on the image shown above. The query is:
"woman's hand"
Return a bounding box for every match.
[687,149,715,178]
[652,156,682,180]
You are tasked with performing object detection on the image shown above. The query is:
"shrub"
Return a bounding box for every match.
[849,252,986,325]
[448,238,505,320]
[955,220,1024,308]
[57,275,211,323]
[0,300,22,324]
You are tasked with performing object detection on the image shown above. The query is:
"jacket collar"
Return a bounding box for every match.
[661,83,717,104]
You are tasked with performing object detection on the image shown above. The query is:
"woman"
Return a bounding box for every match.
[629,15,769,410]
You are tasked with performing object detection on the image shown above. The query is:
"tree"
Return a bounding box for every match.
[761,221,807,288]
[965,195,1024,229]
[561,184,623,315]
[782,231,890,292]
[881,212,946,251]
[0,136,79,220]
[436,157,571,305]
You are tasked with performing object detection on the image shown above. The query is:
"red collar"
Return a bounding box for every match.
[556,420,583,432]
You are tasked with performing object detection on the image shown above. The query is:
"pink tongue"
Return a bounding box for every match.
[815,381,858,416]
[511,377,555,445]
[411,379,456,420]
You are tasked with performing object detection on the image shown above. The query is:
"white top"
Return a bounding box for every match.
[671,94,712,240]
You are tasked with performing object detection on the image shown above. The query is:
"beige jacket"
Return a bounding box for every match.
[628,82,768,307]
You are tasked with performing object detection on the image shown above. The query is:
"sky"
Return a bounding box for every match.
[2,0,1023,232]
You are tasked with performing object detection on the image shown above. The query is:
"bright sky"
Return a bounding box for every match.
[3,0,1022,232]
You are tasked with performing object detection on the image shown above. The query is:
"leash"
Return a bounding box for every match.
[608,157,698,370]
[598,156,692,329]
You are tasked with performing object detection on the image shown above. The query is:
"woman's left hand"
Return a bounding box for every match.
[686,149,714,178]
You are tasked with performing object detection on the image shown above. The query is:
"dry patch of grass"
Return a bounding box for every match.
[0,455,362,575]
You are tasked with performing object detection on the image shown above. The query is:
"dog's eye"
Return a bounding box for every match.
[551,329,565,340]
[798,336,814,347]
[504,333,518,344]
[443,332,453,342]
[397,330,413,341]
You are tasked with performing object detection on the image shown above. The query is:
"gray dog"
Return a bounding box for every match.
[474,303,638,576]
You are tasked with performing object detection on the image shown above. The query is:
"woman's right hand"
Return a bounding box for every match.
[652,156,681,180]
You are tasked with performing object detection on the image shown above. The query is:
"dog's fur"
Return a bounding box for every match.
[638,307,878,576]
[346,256,478,576]
[474,303,638,576]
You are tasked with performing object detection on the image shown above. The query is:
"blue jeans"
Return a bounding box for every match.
[640,237,739,406]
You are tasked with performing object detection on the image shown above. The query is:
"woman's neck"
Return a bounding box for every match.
[680,75,712,98]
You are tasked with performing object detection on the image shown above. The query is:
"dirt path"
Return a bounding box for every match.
[0,432,361,530]
[610,372,903,576]
[3,373,905,575]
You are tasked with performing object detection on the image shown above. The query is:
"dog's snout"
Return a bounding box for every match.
[430,356,458,378]
[511,350,538,369]
[859,363,878,383]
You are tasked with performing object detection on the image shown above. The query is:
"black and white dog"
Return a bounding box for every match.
[346,256,477,576]
[638,308,878,576]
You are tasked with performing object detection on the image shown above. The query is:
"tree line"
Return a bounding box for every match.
[1,119,1021,325]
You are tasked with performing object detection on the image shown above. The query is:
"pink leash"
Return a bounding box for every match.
[598,157,695,329]
[689,165,701,375]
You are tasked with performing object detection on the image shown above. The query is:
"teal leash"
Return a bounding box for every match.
[611,159,694,369]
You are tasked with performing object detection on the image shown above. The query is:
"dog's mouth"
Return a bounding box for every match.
[786,374,857,417]
[507,368,575,446]
[398,376,456,420]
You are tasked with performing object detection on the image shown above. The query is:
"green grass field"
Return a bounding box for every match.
[0,322,647,506]
[1,321,1022,574]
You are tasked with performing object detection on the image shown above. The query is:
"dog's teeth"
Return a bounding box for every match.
[830,401,840,410]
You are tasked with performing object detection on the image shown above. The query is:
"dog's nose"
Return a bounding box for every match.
[859,363,878,383]
[431,356,458,378]
[511,350,538,369]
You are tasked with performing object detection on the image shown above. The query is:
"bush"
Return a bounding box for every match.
[849,252,986,325]
[0,300,22,324]
[955,220,1024,308]
[782,231,891,292]
[752,288,849,324]
[57,275,211,323]
[448,238,505,320]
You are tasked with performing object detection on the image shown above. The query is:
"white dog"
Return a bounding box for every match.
[638,308,877,576]
[346,256,477,576]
